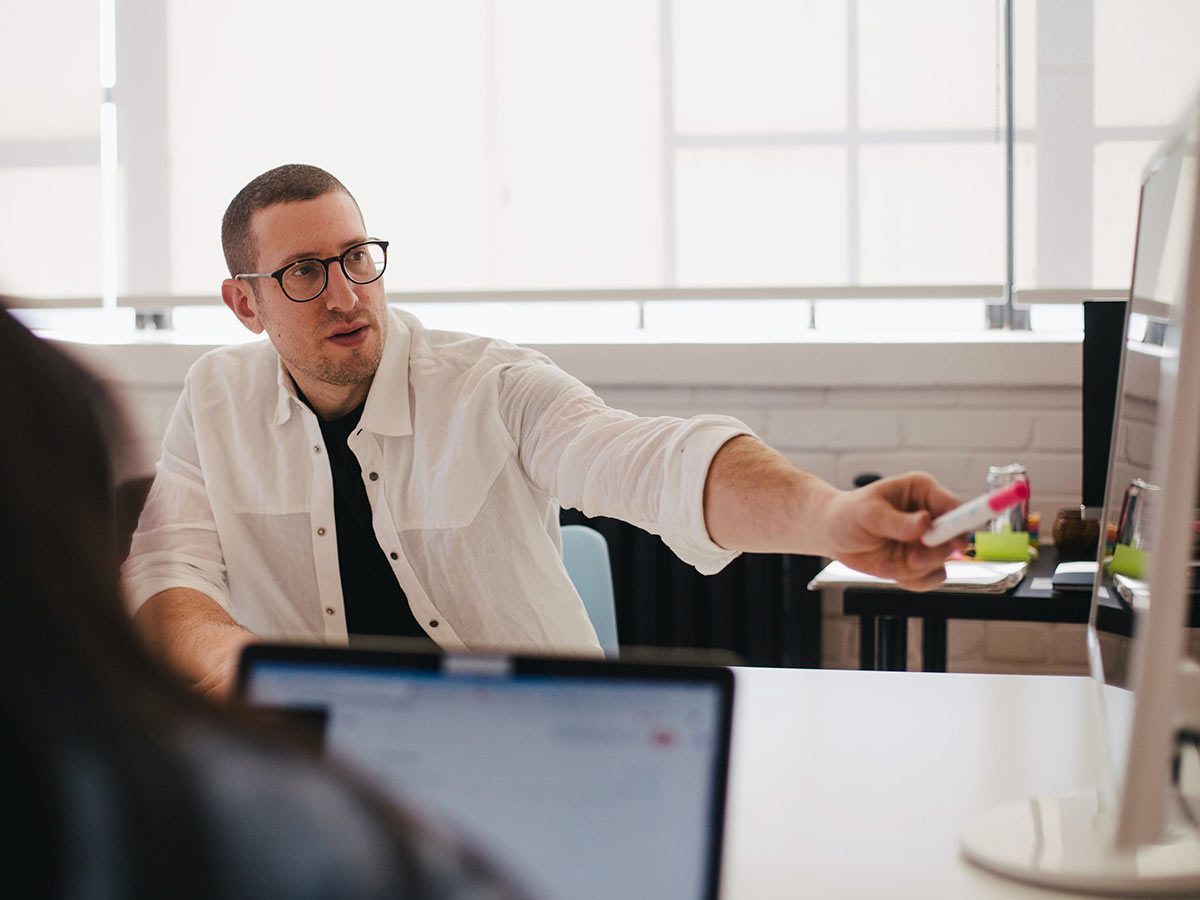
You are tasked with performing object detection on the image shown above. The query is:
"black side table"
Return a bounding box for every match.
[841,548,1143,671]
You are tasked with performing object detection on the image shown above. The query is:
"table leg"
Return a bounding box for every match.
[858,615,876,670]
[922,616,948,672]
[879,616,908,671]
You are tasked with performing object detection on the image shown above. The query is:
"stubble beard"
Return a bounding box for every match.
[312,308,386,387]
[313,349,381,386]
[260,301,388,391]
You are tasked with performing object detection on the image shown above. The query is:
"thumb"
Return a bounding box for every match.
[876,505,930,543]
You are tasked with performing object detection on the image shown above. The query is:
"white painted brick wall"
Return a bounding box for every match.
[766,409,902,450]
[958,387,1081,408]
[1050,624,1089,667]
[836,451,976,491]
[826,387,960,408]
[98,342,1095,677]
[901,411,1035,450]
[984,622,1054,665]
[948,621,986,662]
[1033,412,1083,451]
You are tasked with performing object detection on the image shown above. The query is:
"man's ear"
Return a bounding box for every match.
[221,278,266,335]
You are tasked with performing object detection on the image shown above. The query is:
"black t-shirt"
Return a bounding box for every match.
[313,400,436,649]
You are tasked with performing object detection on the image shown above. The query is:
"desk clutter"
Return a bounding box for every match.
[809,559,1029,594]
[972,463,1035,562]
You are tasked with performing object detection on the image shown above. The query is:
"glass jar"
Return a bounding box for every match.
[986,463,1030,533]
[1051,506,1100,561]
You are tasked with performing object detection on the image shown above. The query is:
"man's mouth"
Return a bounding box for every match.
[327,322,370,346]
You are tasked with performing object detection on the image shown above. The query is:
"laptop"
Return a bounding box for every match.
[237,644,735,900]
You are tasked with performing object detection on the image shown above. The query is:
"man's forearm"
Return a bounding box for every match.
[702,435,839,555]
[702,434,964,590]
[134,587,256,694]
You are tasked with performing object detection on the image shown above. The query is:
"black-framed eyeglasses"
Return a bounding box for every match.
[235,240,389,303]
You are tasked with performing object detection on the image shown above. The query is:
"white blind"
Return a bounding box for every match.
[9,0,1200,313]
[160,0,1011,297]
[0,0,101,299]
[1018,0,1200,292]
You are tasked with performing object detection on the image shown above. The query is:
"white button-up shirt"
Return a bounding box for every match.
[123,309,750,655]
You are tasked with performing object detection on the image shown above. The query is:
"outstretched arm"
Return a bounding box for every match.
[703,435,963,591]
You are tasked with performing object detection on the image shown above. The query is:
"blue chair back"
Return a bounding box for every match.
[560,524,618,658]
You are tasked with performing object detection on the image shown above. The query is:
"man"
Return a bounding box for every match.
[125,164,963,696]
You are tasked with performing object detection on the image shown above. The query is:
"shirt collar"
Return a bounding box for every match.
[272,308,413,437]
[273,357,298,426]
[360,308,413,438]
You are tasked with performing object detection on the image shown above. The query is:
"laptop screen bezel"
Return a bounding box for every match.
[236,642,736,900]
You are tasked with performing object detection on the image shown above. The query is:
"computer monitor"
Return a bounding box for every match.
[1081,299,1127,513]
[960,95,1200,893]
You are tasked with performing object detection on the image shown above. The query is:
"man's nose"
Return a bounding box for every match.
[322,262,358,312]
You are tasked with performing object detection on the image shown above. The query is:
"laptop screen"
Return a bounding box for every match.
[238,647,734,900]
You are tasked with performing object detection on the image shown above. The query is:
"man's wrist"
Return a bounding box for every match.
[199,623,254,668]
[791,472,841,558]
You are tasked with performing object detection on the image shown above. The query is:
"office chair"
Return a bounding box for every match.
[116,476,154,560]
[560,524,619,658]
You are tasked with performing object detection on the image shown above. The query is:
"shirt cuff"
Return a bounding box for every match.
[663,416,755,575]
[121,560,233,619]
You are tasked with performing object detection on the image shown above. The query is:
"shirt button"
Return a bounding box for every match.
[325,607,335,616]
[390,552,399,560]
[368,471,378,481]
[313,445,321,454]
[429,620,439,628]
[317,527,327,536]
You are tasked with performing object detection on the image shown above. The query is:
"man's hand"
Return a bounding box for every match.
[134,588,257,700]
[814,472,964,591]
[189,628,256,700]
[704,437,964,590]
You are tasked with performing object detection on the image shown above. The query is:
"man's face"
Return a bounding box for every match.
[228,191,388,404]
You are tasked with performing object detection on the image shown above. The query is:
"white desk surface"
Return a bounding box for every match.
[722,668,1110,899]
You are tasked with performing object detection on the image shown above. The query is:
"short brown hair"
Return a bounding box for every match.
[220,164,360,276]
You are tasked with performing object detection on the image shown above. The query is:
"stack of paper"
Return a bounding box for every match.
[807,560,1029,594]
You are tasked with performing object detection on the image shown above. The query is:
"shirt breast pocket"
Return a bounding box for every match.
[199,428,315,516]
[389,414,516,530]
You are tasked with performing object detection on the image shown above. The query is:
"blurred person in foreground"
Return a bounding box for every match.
[0,305,527,900]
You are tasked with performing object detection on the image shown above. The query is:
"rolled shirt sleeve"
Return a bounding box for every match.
[121,374,232,616]
[496,356,755,575]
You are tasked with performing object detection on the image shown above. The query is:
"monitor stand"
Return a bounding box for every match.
[960,791,1200,895]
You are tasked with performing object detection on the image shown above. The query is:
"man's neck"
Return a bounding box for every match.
[292,374,372,421]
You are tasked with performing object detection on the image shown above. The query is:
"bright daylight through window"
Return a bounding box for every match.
[3,1,1200,341]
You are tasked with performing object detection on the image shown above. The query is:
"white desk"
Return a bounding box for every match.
[722,669,1110,899]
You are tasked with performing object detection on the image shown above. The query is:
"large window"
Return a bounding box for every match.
[5,1,1200,336]
[0,0,102,300]
[158,0,1012,298]
[1089,0,1200,288]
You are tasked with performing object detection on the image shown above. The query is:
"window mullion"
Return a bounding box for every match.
[115,0,171,300]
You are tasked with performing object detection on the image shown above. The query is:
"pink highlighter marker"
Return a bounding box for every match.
[920,481,1030,547]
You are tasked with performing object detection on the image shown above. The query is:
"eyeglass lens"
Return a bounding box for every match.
[282,242,386,301]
